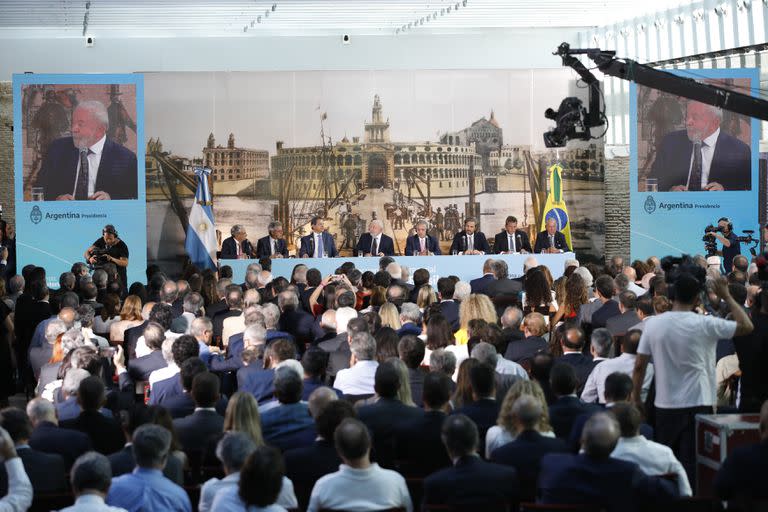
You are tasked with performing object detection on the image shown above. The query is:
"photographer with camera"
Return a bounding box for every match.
[84,225,129,292]
[704,218,741,273]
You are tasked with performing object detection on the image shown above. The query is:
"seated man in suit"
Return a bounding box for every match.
[307,418,412,512]
[61,376,125,455]
[557,325,595,392]
[0,407,68,495]
[238,336,295,404]
[220,225,255,260]
[299,216,338,258]
[255,220,289,259]
[356,360,424,469]
[490,395,568,500]
[210,307,263,374]
[172,372,224,465]
[470,259,496,295]
[36,100,138,201]
[260,365,315,450]
[483,259,523,299]
[494,215,533,254]
[449,217,490,255]
[716,400,768,504]
[649,101,751,192]
[355,219,395,257]
[504,312,548,365]
[423,414,519,510]
[26,397,91,471]
[115,322,167,393]
[539,413,677,510]
[106,424,192,512]
[534,217,570,254]
[452,363,501,455]
[394,372,453,476]
[405,219,441,256]
[548,363,597,439]
[590,275,622,329]
[436,277,460,331]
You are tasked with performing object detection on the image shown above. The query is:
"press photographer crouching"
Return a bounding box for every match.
[84,225,129,293]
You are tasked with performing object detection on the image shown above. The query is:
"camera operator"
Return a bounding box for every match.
[706,218,741,273]
[84,225,129,291]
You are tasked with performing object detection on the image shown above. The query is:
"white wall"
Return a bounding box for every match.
[0,28,582,81]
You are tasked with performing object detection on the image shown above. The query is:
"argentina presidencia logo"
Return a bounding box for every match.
[30,205,42,224]
[644,195,656,215]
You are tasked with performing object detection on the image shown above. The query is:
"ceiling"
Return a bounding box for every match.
[0,0,698,37]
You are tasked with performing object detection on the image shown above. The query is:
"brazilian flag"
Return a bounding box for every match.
[539,163,572,250]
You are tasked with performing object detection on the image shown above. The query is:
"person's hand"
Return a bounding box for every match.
[113,345,125,371]
[209,346,221,354]
[669,185,688,192]
[56,194,74,201]
[88,256,97,264]
[0,247,7,262]
[704,182,724,191]
[90,191,111,200]
[5,225,14,240]
[712,277,732,301]
[0,427,17,461]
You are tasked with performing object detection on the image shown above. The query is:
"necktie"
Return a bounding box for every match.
[75,149,90,200]
[420,237,426,252]
[689,141,704,191]
[317,234,324,257]
[467,235,473,252]
[509,234,515,253]
[371,237,378,256]
[272,239,276,256]
[549,235,555,248]
[236,241,242,258]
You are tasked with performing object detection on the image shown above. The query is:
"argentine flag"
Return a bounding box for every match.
[185,167,217,270]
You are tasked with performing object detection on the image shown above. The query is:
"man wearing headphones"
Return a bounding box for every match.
[84,224,129,289]
[706,217,741,273]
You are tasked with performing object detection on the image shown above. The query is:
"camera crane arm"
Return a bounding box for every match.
[555,42,768,121]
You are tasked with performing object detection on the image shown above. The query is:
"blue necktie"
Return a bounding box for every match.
[317,234,324,257]
[75,149,91,200]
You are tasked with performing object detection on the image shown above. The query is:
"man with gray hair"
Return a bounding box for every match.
[397,302,422,337]
[191,317,216,366]
[106,424,192,511]
[60,452,119,512]
[170,291,204,334]
[429,349,457,381]
[277,289,317,348]
[220,224,255,260]
[4,274,24,310]
[406,219,441,256]
[453,281,471,303]
[211,306,263,374]
[471,342,527,401]
[484,259,523,298]
[37,99,138,201]
[27,397,92,471]
[650,100,750,192]
[115,321,167,388]
[199,432,256,512]
[470,258,496,294]
[261,366,314,448]
[356,219,395,257]
[333,332,379,395]
[539,412,676,507]
[256,220,289,259]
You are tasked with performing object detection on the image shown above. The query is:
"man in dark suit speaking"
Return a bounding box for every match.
[299,216,338,258]
[449,217,491,255]
[649,101,751,192]
[494,216,532,254]
[36,100,138,201]
[355,219,395,257]
[534,218,570,254]
[220,225,255,259]
[405,220,441,256]
[255,221,289,259]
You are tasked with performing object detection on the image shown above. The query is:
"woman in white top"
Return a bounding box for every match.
[109,295,144,344]
[485,379,556,458]
[421,312,466,379]
[93,293,121,336]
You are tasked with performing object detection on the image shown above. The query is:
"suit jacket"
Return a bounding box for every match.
[162,392,228,419]
[591,300,621,329]
[649,129,751,191]
[438,300,460,331]
[405,234,441,256]
[173,409,224,455]
[237,366,275,403]
[490,429,568,500]
[209,333,245,373]
[423,455,519,509]
[108,445,184,485]
[355,232,395,256]
[504,335,547,365]
[299,231,338,258]
[449,230,491,254]
[318,332,351,378]
[28,420,92,470]
[558,352,596,392]
[284,439,342,510]
[280,307,320,348]
[469,274,495,295]
[149,375,184,405]
[0,446,67,495]
[255,235,289,258]
[606,310,641,338]
[127,350,167,383]
[534,230,570,253]
[396,322,422,338]
[494,230,533,254]
[61,410,125,455]
[260,402,315,448]
[220,236,255,259]
[394,410,451,476]
[212,308,241,340]
[37,136,138,200]
[357,397,424,469]
[205,299,228,320]
[548,395,597,439]
[123,320,148,361]
[484,278,523,298]
[539,453,677,511]
[408,367,426,407]
[454,399,500,454]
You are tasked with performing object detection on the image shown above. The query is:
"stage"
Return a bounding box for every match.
[223,252,576,286]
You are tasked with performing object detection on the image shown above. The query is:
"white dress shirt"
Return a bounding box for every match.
[208,474,297,512]
[59,494,127,512]
[687,127,720,189]
[72,134,106,198]
[136,330,181,359]
[485,427,556,459]
[0,458,32,512]
[333,360,379,395]
[496,358,529,380]
[612,435,692,496]
[307,463,412,512]
[314,233,325,258]
[581,353,654,404]
[149,363,179,388]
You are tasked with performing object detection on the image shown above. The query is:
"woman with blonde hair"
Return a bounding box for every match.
[454,294,497,346]
[416,284,437,311]
[485,380,555,457]
[109,295,144,344]
[378,302,402,330]
[390,358,416,407]
[223,392,265,447]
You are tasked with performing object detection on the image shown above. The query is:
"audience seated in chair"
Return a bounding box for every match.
[26,397,91,471]
[61,376,124,455]
[59,452,122,512]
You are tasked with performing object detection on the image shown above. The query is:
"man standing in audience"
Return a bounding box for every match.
[423,414,519,509]
[436,277,460,331]
[453,363,500,454]
[633,274,752,483]
[494,215,532,254]
[606,291,641,338]
[333,331,379,396]
[470,259,496,295]
[483,259,523,298]
[61,376,124,455]
[449,217,490,255]
[611,403,691,496]
[557,325,595,391]
[307,418,412,512]
[107,424,192,512]
[170,292,203,334]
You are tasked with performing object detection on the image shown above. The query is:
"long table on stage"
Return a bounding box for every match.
[224,253,575,286]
